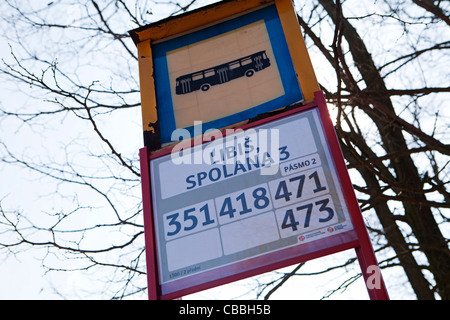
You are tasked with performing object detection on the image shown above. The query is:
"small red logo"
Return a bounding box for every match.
[298,235,305,241]
[327,227,334,232]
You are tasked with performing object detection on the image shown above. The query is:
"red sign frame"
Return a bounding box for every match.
[139,91,389,300]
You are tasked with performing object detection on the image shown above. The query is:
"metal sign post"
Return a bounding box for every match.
[313,91,389,300]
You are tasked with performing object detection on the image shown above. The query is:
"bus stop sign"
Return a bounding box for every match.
[129,0,319,149]
[139,91,389,299]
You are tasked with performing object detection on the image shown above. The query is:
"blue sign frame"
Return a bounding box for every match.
[153,4,303,143]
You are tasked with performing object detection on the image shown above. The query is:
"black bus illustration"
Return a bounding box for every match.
[175,50,271,95]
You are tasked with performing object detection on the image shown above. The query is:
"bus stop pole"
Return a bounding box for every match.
[140,147,161,300]
[315,90,389,300]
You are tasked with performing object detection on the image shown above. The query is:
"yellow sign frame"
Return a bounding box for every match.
[129,0,319,149]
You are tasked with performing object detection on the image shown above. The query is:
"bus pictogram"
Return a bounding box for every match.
[175,51,271,95]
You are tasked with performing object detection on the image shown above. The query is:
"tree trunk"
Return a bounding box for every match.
[318,0,450,299]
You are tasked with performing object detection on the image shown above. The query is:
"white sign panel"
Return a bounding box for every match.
[150,108,354,295]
